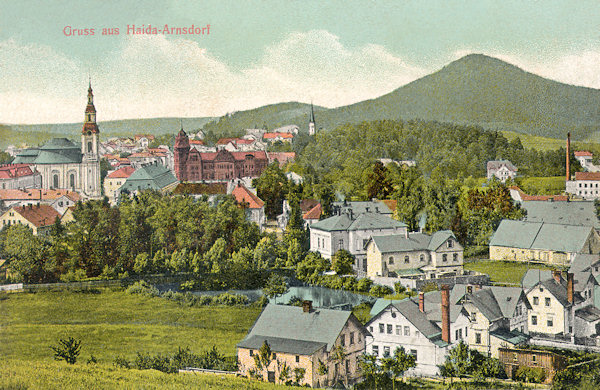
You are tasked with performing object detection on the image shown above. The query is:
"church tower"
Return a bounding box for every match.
[80,81,101,198]
[308,103,316,136]
[174,126,190,181]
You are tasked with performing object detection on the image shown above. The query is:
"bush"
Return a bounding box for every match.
[125,280,160,297]
[50,337,81,364]
[369,284,394,298]
[60,269,87,283]
[114,356,131,369]
[356,278,373,293]
[515,365,545,383]
[134,352,177,374]
[394,281,406,294]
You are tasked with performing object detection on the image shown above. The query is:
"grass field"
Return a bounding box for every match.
[464,260,557,285]
[516,176,566,195]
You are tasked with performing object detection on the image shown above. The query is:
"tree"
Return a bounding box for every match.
[380,347,416,390]
[262,273,288,304]
[317,184,335,219]
[365,161,394,199]
[253,340,273,381]
[253,162,288,219]
[3,224,47,283]
[358,353,383,389]
[329,345,347,387]
[331,249,355,275]
[50,337,82,364]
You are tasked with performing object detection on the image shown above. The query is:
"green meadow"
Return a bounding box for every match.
[464,260,557,285]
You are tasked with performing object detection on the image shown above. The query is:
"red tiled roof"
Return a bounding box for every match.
[190,139,205,145]
[299,199,319,213]
[134,134,155,140]
[232,184,264,209]
[264,133,294,139]
[520,194,569,201]
[199,150,268,161]
[575,151,593,157]
[575,172,600,181]
[380,199,397,213]
[103,154,120,160]
[303,203,322,220]
[13,204,60,228]
[0,189,81,201]
[0,164,35,179]
[129,152,153,158]
[216,137,240,145]
[107,166,136,179]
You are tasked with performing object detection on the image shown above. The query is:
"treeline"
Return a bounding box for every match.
[294,119,574,200]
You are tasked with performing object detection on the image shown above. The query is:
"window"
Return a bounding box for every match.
[420,254,425,262]
[358,333,362,343]
[53,174,59,189]
[448,240,453,248]
[272,353,277,359]
[532,355,537,365]
[345,360,349,373]
[547,318,553,327]
[410,349,417,361]
[404,326,410,336]
[443,254,448,262]
[369,326,373,333]
[296,355,300,363]
[250,350,254,357]
[69,173,75,188]
[340,334,345,346]
[372,345,379,356]
[404,255,409,264]
[383,346,391,357]
[475,332,481,344]
[87,141,93,153]
[470,312,477,322]
[453,253,458,262]
[379,324,384,333]
[532,315,538,325]
[338,239,344,250]
[389,256,394,265]
[387,324,393,334]
[545,297,551,307]
[533,297,539,305]
[396,325,401,335]
[350,332,354,345]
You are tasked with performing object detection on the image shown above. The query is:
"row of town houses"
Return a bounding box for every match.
[238,264,598,386]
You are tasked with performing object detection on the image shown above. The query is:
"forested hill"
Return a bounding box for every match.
[202,54,600,142]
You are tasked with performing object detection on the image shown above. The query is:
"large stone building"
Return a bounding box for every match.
[173,128,269,182]
[12,83,102,199]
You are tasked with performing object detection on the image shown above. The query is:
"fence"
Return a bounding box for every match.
[0,283,23,292]
[179,367,239,376]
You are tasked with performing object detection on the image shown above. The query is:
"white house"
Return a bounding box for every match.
[487,160,518,183]
[566,172,600,199]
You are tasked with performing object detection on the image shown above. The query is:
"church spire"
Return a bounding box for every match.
[309,102,316,136]
[82,80,99,134]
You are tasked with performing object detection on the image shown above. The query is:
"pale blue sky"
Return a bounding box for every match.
[1,0,600,123]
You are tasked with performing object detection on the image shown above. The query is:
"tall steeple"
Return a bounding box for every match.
[309,102,316,136]
[82,79,99,135]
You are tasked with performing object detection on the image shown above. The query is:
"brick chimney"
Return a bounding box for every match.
[441,285,450,343]
[419,292,425,313]
[552,270,562,284]
[302,300,313,313]
[566,132,571,181]
[567,273,574,304]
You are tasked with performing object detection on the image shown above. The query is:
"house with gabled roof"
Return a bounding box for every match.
[0,204,60,235]
[231,183,266,230]
[237,302,369,387]
[521,200,600,229]
[104,166,136,205]
[489,220,600,265]
[365,230,464,279]
[309,209,407,274]
[366,286,458,376]
[487,160,517,183]
[459,286,530,358]
[0,164,41,190]
[118,163,178,200]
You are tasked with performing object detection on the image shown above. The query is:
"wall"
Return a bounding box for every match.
[527,284,567,335]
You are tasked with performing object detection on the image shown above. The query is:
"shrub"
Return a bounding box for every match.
[114,356,130,369]
[125,280,160,297]
[50,337,81,364]
[87,354,98,364]
[369,284,394,298]
[515,365,545,383]
[394,281,406,294]
[356,278,373,293]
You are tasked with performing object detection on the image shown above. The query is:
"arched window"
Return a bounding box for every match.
[404,255,409,264]
[87,141,93,153]
[69,173,75,189]
[388,256,394,265]
[53,174,59,189]
[420,254,425,262]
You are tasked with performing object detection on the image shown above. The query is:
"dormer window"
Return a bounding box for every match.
[447,240,454,248]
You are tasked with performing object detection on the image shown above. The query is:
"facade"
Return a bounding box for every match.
[0,188,80,213]
[231,183,266,230]
[566,172,600,199]
[366,287,456,376]
[104,166,136,205]
[174,128,269,182]
[489,220,600,265]
[309,209,407,273]
[498,347,567,383]
[0,164,41,190]
[487,160,518,182]
[237,302,369,387]
[365,231,464,279]
[12,83,102,199]
[0,204,60,235]
[575,151,595,171]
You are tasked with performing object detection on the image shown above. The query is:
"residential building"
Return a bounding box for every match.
[231,183,266,230]
[0,188,80,213]
[303,203,322,227]
[309,209,407,273]
[269,152,296,168]
[104,166,136,205]
[237,302,369,387]
[366,287,456,376]
[174,128,269,182]
[487,160,518,182]
[263,132,294,143]
[278,199,319,229]
[489,220,600,265]
[498,347,567,383]
[48,192,81,215]
[459,287,530,357]
[365,230,464,279]
[118,163,179,199]
[566,172,600,199]
[0,164,41,190]
[12,83,102,199]
[0,204,60,235]
[574,151,600,172]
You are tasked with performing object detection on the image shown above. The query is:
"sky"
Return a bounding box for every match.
[2,0,600,124]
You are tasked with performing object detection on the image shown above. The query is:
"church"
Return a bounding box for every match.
[12,83,102,199]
